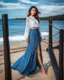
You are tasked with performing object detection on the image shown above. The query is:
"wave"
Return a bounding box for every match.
[41,32,49,36]
[0,32,49,43]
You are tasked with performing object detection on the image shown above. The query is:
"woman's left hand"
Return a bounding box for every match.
[40,37,43,42]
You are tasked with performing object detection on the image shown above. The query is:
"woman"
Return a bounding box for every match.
[11,6,47,76]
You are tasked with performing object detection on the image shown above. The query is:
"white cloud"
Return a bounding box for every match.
[18,0,38,4]
[0,1,20,6]
[0,1,64,16]
[0,1,28,10]
[38,5,64,16]
[39,5,64,12]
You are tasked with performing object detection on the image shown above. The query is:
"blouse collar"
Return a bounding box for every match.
[29,15,39,23]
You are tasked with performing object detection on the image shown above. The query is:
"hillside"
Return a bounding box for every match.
[12,14,64,20]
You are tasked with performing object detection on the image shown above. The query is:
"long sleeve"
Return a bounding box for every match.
[24,17,30,38]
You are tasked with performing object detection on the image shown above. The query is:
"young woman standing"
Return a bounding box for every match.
[11,6,47,76]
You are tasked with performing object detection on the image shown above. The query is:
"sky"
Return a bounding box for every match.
[0,0,64,19]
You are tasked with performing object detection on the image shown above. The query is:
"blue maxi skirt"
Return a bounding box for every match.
[11,28,43,76]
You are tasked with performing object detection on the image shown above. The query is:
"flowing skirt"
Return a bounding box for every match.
[11,28,43,76]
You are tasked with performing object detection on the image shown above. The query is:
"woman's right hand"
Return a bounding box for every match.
[26,38,29,43]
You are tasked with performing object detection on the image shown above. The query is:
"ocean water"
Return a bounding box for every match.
[0,19,64,45]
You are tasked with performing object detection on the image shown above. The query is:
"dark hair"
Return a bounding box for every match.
[27,6,41,23]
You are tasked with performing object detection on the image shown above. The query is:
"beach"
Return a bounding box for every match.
[0,39,60,80]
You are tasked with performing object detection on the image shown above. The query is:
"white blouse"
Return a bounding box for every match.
[24,15,42,38]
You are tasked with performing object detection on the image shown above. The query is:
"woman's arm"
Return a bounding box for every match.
[24,17,30,38]
[24,17,30,42]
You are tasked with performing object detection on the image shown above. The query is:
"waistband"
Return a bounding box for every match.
[30,27,39,30]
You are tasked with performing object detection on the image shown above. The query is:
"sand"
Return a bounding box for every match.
[0,39,60,80]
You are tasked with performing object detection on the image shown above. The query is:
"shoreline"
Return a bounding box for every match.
[0,39,59,51]
[0,37,59,45]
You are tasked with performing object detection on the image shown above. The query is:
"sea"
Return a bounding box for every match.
[0,19,64,45]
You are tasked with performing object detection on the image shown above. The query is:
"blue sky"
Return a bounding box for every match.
[0,0,64,19]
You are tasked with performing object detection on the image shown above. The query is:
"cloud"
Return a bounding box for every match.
[18,0,38,4]
[0,1,28,10]
[35,0,64,6]
[38,5,64,16]
[39,5,64,12]
[0,1,64,17]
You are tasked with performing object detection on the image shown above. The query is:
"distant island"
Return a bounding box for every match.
[12,14,64,20]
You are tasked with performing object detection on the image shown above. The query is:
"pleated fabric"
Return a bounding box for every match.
[11,28,43,76]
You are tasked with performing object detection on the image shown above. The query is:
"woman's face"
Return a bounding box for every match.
[30,8,36,16]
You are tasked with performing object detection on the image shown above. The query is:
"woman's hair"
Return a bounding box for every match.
[27,6,41,23]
